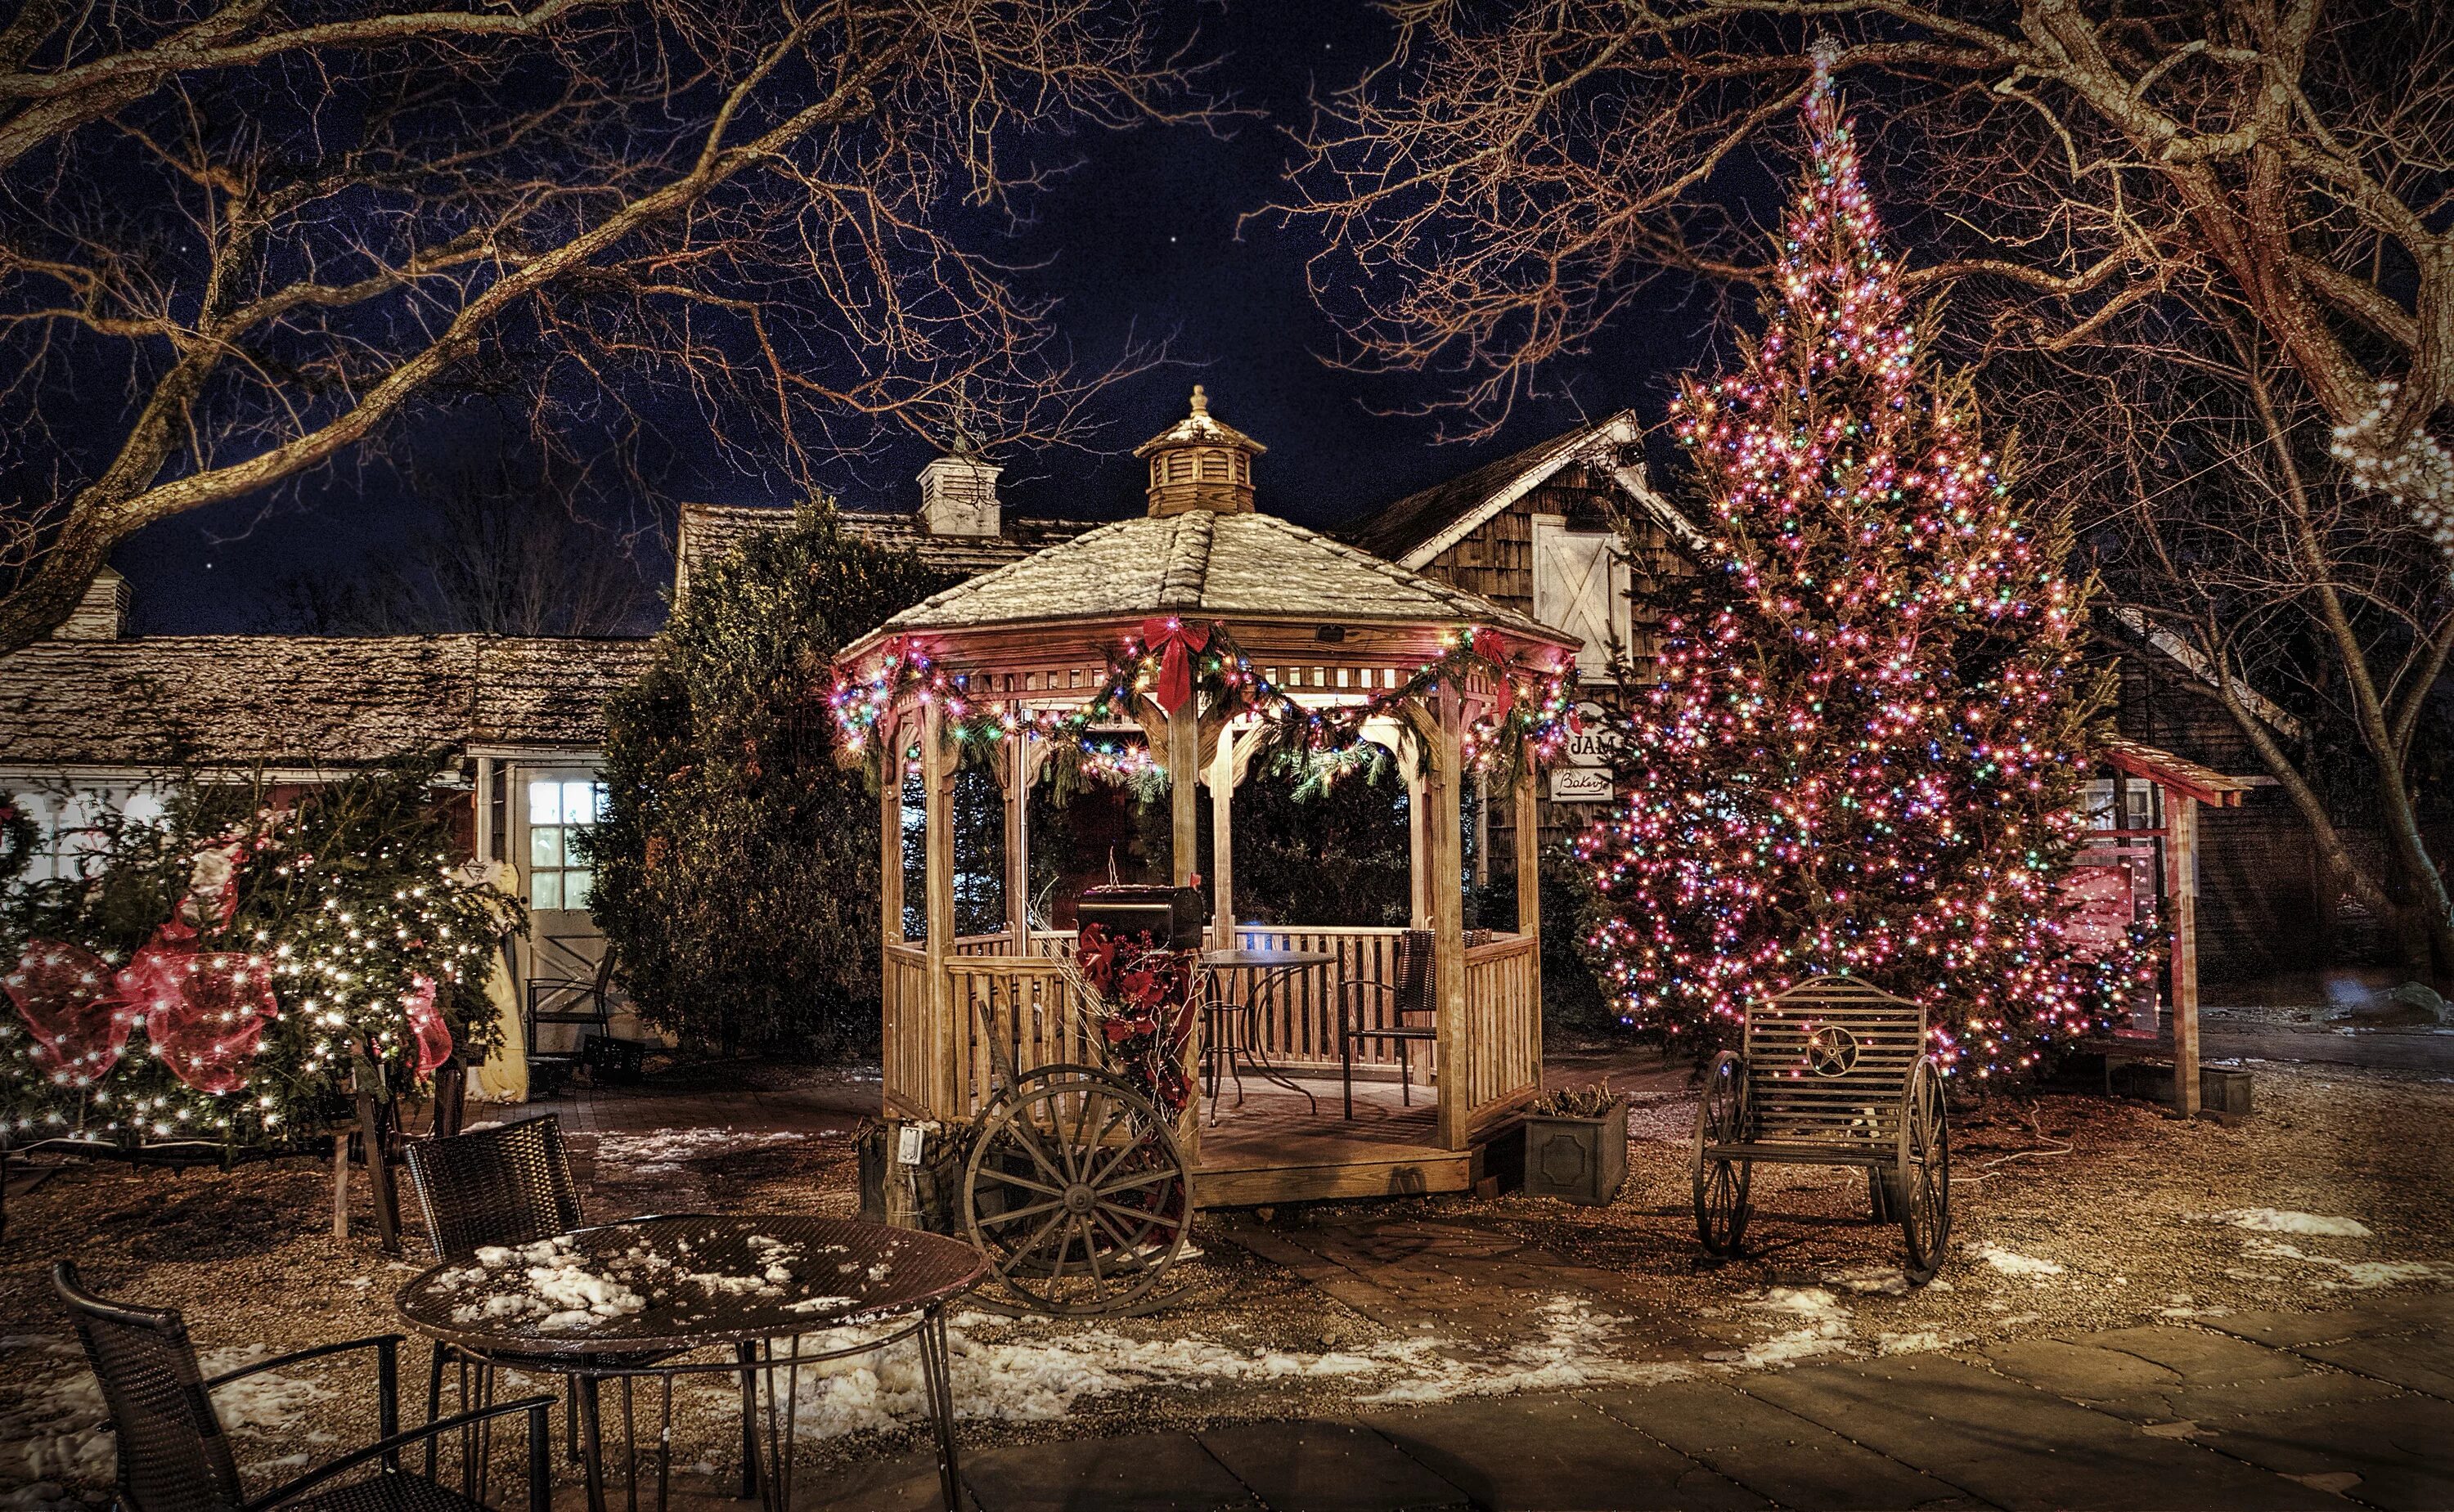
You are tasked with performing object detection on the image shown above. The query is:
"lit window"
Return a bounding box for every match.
[527,777,606,911]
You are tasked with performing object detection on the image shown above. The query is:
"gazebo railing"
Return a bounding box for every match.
[1459,933,1542,1133]
[884,924,1541,1133]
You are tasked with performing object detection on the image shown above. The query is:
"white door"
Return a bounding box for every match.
[517,770,615,1048]
[1531,514,1632,682]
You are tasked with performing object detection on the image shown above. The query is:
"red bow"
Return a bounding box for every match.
[7,940,133,1087]
[402,976,454,1078]
[1140,617,1210,714]
[117,940,277,1096]
[1469,628,1518,720]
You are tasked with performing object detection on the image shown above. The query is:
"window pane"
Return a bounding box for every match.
[528,780,562,826]
[563,780,597,827]
[530,827,563,868]
[564,869,593,909]
[529,871,562,911]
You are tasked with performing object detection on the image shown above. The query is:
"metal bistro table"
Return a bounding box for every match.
[1199,947,1335,1124]
[396,1214,987,1512]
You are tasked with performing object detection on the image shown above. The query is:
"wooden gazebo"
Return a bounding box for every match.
[833,389,1580,1205]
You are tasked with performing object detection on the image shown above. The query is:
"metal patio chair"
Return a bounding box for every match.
[52,1262,550,1512]
[1338,929,1438,1118]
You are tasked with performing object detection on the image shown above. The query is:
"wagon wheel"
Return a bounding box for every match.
[1896,1057,1951,1285]
[1692,1051,1751,1255]
[964,1064,1193,1316]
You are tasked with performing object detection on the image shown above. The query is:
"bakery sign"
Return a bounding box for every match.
[1548,701,1620,803]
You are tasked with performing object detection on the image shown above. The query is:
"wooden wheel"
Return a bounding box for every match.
[1896,1057,1951,1285]
[1692,1051,1751,1255]
[964,1064,1193,1315]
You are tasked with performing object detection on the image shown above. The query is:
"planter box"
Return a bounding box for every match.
[1521,1099,1628,1205]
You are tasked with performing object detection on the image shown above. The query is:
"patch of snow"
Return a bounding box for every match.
[0,1341,328,1490]
[1968,1243,2065,1280]
[726,1297,1689,1442]
[1824,1265,1911,1297]
[2240,1239,2445,1290]
[591,1128,809,1175]
[1706,1287,1855,1369]
[2209,1209,2372,1238]
[1875,1330,1962,1356]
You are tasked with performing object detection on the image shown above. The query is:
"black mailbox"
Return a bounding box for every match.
[1076,883,1209,950]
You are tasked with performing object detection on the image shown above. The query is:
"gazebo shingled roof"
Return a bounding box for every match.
[852,508,1559,653]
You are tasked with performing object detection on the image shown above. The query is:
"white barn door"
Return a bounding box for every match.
[1531,514,1631,681]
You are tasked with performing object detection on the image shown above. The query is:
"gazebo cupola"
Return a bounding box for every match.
[1135,384,1263,516]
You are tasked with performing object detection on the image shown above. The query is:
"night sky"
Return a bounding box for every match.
[115,2,1720,635]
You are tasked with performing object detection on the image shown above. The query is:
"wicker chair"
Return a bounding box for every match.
[1338,929,1439,1118]
[52,1262,550,1512]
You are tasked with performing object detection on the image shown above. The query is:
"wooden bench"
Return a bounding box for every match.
[1694,977,1951,1283]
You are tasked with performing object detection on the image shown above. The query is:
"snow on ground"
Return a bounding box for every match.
[2207,1209,2374,1238]
[1968,1243,2066,1280]
[0,1335,331,1488]
[2235,1238,2447,1290]
[726,1297,1693,1442]
[591,1128,814,1174]
[1706,1286,1858,1368]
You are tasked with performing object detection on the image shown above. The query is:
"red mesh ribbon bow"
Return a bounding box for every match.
[402,976,454,1078]
[6,940,133,1087]
[1139,617,1210,714]
[1469,628,1517,720]
[118,942,278,1096]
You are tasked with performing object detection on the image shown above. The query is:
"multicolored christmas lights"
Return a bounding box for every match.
[827,618,1578,784]
[1573,51,2155,1078]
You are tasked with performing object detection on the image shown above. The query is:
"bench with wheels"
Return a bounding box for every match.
[1694,976,1951,1284]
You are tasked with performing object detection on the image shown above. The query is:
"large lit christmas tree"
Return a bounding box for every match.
[1576,50,2144,1079]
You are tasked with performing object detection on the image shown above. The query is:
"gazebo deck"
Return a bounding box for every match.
[1195,1077,1469,1207]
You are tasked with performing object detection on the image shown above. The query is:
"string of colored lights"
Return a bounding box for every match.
[827,620,1577,781]
[1573,54,2159,1079]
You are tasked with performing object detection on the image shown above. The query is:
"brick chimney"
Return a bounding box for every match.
[917,434,1002,538]
[55,566,129,639]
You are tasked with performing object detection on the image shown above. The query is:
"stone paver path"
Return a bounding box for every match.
[789,1291,2452,1512]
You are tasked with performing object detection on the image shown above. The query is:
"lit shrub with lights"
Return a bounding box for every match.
[1574,57,2155,1080]
[0,760,508,1146]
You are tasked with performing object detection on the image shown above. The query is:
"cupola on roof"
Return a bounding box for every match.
[1134,385,1263,516]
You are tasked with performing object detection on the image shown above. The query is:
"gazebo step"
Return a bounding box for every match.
[1195,1147,1472,1207]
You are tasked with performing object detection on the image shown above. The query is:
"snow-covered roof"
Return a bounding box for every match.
[854,509,1565,648]
[1345,411,1701,568]
[0,635,651,769]
[674,503,1110,602]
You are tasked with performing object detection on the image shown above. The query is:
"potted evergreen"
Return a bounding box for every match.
[1521,1084,1627,1205]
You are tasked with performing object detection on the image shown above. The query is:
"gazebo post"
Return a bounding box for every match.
[1425,685,1470,1151]
[920,705,957,1118]
[1209,728,1238,949]
[878,708,904,950]
[2167,792,2201,1119]
[1005,720,1032,954]
[1167,696,1200,886]
[1515,762,1542,1050]
[1403,755,1431,929]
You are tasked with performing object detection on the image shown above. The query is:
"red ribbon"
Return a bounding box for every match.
[1140,617,1209,714]
[6,940,133,1087]
[1469,628,1517,720]
[402,976,454,1078]
[117,940,278,1096]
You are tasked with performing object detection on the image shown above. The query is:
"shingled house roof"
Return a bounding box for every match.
[0,635,652,769]
[674,503,1111,601]
[1344,411,1698,568]
[865,509,1560,643]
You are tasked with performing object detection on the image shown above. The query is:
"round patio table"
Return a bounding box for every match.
[396,1214,987,1512]
[1200,947,1336,1123]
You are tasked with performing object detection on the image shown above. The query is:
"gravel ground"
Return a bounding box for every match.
[3,1056,2448,1502]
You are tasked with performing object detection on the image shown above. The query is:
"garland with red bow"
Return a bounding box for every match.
[828,620,1578,787]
